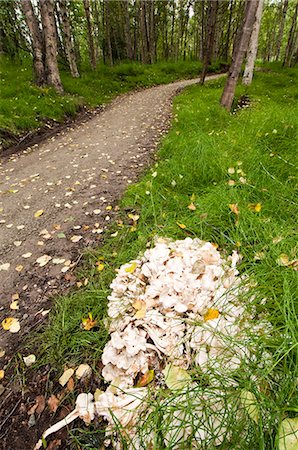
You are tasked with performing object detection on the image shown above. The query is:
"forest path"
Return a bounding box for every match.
[0,74,222,352]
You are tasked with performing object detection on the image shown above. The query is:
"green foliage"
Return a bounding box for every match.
[37,65,297,447]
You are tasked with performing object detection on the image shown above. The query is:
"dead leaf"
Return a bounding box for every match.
[23,354,36,367]
[133,299,146,319]
[66,377,75,392]
[15,265,24,272]
[82,312,97,331]
[59,368,74,387]
[47,439,62,450]
[177,222,186,229]
[0,370,4,380]
[2,317,20,333]
[34,210,44,218]
[0,263,10,271]
[36,255,52,267]
[13,241,22,247]
[187,203,196,211]
[228,204,239,215]
[136,370,155,387]
[125,262,137,273]
[47,395,60,413]
[248,203,262,212]
[35,395,46,415]
[70,235,82,243]
[22,252,32,259]
[204,308,220,321]
[10,300,19,310]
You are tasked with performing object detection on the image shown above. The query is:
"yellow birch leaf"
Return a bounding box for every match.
[96,263,105,272]
[125,262,137,273]
[82,312,97,330]
[187,203,196,211]
[136,370,155,387]
[177,222,186,229]
[34,209,44,218]
[163,365,191,390]
[248,203,262,212]
[204,308,220,321]
[10,301,19,310]
[229,204,239,215]
[2,317,20,333]
[190,193,196,202]
[240,390,259,423]
[59,368,74,387]
[0,370,4,380]
[278,417,298,450]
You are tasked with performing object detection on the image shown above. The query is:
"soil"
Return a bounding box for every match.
[0,74,223,450]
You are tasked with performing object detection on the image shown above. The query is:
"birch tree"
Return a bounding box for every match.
[83,0,96,69]
[40,0,63,94]
[58,0,79,78]
[220,0,258,111]
[242,0,264,86]
[21,0,45,85]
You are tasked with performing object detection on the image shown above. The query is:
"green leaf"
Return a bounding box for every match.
[163,364,191,391]
[278,417,298,450]
[240,390,259,424]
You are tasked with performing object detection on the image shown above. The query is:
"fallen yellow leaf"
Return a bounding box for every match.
[96,263,105,272]
[187,203,196,211]
[34,209,44,218]
[133,299,146,318]
[204,308,220,321]
[125,262,137,273]
[59,368,74,387]
[228,204,239,215]
[2,317,20,333]
[82,313,97,331]
[0,370,4,380]
[177,222,186,229]
[136,370,155,387]
[10,300,19,310]
[248,203,262,212]
[15,265,24,272]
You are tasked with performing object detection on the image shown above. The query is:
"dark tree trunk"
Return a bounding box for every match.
[275,0,289,61]
[220,0,258,111]
[283,2,298,67]
[200,0,218,84]
[21,0,45,85]
[83,0,96,69]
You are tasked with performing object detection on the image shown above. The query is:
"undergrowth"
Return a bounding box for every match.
[34,65,297,448]
[0,56,223,148]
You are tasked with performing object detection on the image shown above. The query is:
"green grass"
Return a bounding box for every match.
[0,56,223,148]
[32,65,297,448]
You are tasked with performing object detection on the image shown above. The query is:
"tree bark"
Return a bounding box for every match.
[21,0,45,85]
[283,2,298,67]
[220,0,258,111]
[40,0,63,94]
[275,0,289,61]
[83,0,96,69]
[200,0,218,84]
[58,0,79,77]
[242,0,264,86]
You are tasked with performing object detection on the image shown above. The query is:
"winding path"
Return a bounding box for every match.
[0,74,222,352]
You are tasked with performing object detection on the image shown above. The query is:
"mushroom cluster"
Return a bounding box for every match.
[36,237,271,449]
[103,237,256,389]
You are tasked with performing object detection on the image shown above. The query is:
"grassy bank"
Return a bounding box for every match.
[32,66,297,447]
[0,57,223,149]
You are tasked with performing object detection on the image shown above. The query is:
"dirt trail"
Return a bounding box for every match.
[0,74,222,354]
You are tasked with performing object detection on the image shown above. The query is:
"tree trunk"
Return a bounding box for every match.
[40,0,63,94]
[275,0,289,61]
[83,0,96,69]
[283,2,298,67]
[104,0,113,66]
[21,0,45,85]
[200,0,218,84]
[58,0,79,77]
[220,0,258,111]
[242,0,264,86]
[122,0,133,60]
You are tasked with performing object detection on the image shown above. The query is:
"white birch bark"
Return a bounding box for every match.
[242,0,264,86]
